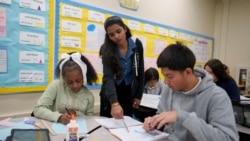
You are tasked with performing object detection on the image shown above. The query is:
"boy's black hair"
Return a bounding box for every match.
[157,42,196,71]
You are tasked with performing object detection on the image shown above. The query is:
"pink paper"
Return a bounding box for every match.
[0,118,16,127]
[0,8,6,36]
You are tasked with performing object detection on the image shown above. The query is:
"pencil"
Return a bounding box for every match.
[65,108,71,115]
[34,122,43,129]
[122,119,129,132]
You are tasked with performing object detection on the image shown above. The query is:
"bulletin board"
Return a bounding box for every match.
[54,0,214,88]
[0,0,54,93]
[0,0,214,94]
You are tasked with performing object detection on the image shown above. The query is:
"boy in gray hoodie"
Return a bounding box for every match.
[143,42,239,141]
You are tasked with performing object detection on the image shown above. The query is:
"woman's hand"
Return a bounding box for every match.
[133,98,141,109]
[111,102,123,119]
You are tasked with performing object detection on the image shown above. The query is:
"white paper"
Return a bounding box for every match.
[19,70,44,82]
[88,10,105,23]
[153,39,167,55]
[0,0,11,4]
[95,116,142,129]
[61,36,81,48]
[158,27,168,36]
[180,33,187,40]
[140,94,161,109]
[187,35,194,41]
[109,125,169,141]
[190,40,210,62]
[19,51,44,64]
[144,24,155,33]
[20,31,45,46]
[61,20,81,33]
[20,0,45,11]
[169,30,178,38]
[19,13,45,28]
[0,49,7,73]
[62,4,82,19]
[128,20,141,31]
[85,23,105,52]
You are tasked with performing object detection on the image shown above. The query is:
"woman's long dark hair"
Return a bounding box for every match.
[101,16,132,79]
[204,59,231,80]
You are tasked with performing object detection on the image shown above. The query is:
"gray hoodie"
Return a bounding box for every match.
[158,69,239,141]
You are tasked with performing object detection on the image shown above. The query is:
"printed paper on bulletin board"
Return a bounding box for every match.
[0,0,54,94]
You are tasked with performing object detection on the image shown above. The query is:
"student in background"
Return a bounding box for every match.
[134,67,165,122]
[204,59,240,101]
[143,43,238,141]
[224,64,230,74]
[33,52,98,124]
[99,16,144,119]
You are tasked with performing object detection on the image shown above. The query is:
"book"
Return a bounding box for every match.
[95,116,142,129]
[140,93,161,109]
[95,116,169,141]
[109,125,169,141]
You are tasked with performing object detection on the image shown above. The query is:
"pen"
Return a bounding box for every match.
[86,125,102,134]
[65,108,71,115]
[122,119,129,132]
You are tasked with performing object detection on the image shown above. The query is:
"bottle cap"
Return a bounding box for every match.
[71,114,75,120]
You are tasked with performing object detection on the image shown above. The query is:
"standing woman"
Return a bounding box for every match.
[100,16,144,119]
[204,59,240,101]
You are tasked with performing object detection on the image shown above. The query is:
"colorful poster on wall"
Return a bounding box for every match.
[55,0,214,89]
[0,0,52,93]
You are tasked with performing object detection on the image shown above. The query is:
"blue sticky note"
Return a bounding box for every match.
[87,24,96,32]
[52,118,87,134]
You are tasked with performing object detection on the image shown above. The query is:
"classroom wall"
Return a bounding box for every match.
[2,0,249,118]
[72,0,216,37]
[214,0,250,79]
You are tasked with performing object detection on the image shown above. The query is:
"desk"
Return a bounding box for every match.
[0,116,119,141]
[50,116,119,141]
[237,124,250,141]
[237,124,250,134]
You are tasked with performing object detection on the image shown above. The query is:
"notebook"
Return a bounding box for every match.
[95,116,169,141]
[140,93,161,109]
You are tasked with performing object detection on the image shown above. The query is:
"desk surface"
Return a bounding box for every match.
[0,116,119,141]
[237,124,250,134]
[50,116,119,141]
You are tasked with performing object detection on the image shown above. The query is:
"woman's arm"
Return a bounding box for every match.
[102,64,118,104]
